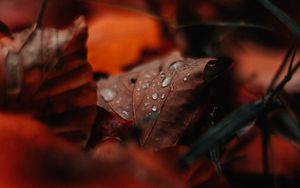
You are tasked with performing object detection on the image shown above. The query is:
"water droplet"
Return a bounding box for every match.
[99,88,116,102]
[152,93,158,100]
[160,71,166,78]
[152,105,158,112]
[122,110,129,119]
[183,77,188,82]
[162,76,172,87]
[161,94,165,99]
[142,82,150,89]
[169,61,184,71]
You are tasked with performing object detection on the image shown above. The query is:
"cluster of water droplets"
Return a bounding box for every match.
[142,60,193,116]
[99,59,192,121]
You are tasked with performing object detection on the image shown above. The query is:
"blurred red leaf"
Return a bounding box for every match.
[224,127,300,180]
[87,9,162,74]
[0,113,186,188]
[156,146,229,187]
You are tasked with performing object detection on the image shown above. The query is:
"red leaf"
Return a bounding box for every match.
[0,113,183,187]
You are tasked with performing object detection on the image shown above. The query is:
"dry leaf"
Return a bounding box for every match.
[96,51,226,150]
[0,17,97,147]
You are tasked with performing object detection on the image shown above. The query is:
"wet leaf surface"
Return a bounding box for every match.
[96,51,229,150]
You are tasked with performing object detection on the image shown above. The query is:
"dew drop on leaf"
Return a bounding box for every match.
[120,110,130,119]
[99,88,117,102]
[152,93,158,100]
[169,61,184,71]
[142,82,150,89]
[152,105,158,112]
[183,77,188,82]
[160,71,166,78]
[161,94,166,99]
[162,76,172,88]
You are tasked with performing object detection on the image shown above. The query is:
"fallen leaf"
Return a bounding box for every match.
[96,51,231,150]
[0,17,97,147]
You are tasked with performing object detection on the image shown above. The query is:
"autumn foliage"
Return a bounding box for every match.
[0,0,300,187]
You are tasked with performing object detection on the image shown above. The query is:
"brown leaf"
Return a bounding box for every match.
[97,51,220,150]
[0,17,97,147]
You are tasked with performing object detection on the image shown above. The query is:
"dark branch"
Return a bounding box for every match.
[34,0,48,29]
[257,0,300,39]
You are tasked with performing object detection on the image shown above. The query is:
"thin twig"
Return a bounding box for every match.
[288,41,298,74]
[266,55,300,103]
[179,37,300,170]
[17,0,48,52]
[257,0,300,39]
[267,40,298,92]
[34,0,48,29]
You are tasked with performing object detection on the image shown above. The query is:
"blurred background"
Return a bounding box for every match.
[1,0,300,187]
[1,0,300,91]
